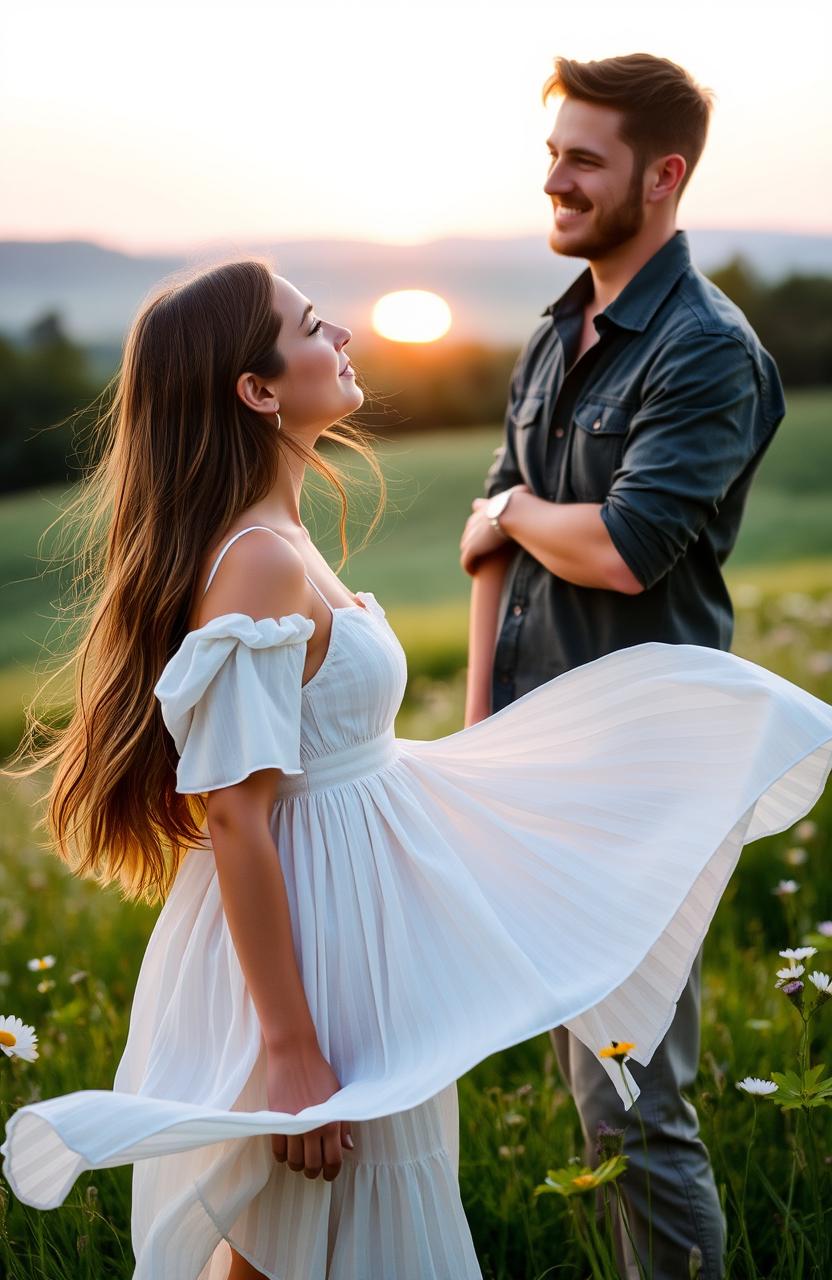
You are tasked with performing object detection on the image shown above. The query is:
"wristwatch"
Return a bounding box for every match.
[485,487,517,535]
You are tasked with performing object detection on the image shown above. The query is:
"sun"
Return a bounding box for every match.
[371,290,452,343]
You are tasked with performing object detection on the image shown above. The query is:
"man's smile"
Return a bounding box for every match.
[554,203,590,226]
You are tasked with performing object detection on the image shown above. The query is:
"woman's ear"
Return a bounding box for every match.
[235,372,280,416]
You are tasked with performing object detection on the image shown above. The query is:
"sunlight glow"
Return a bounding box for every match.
[371,291,453,343]
[0,2,829,247]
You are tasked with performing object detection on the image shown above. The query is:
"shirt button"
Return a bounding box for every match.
[592,418,602,431]
[512,604,523,616]
[554,428,565,438]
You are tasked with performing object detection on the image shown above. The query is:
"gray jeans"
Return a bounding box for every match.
[549,944,726,1279]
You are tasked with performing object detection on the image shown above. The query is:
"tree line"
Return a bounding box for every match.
[1,259,831,495]
[708,257,832,386]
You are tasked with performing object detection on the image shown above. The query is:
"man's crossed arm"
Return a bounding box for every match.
[459,488,644,594]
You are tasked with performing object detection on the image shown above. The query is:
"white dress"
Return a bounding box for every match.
[3,524,832,1280]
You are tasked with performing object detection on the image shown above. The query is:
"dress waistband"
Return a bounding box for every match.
[275,727,400,798]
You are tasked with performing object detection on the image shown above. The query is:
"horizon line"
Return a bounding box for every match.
[2,222,832,259]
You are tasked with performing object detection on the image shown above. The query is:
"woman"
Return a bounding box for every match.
[2,259,831,1280]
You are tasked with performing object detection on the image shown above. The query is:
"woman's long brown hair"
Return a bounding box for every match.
[5,259,386,905]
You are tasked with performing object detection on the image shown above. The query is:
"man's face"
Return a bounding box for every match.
[544,97,645,261]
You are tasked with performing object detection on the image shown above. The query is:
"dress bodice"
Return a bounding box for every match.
[297,593,408,766]
[153,571,408,798]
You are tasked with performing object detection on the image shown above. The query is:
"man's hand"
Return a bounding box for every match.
[460,485,531,576]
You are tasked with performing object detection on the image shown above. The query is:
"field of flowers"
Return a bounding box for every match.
[1,567,831,1279]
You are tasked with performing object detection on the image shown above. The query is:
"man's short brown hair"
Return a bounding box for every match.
[543,53,714,196]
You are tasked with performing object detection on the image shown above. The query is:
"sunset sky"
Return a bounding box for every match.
[2,0,829,252]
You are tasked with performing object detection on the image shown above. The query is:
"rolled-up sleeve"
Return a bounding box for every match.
[600,333,771,591]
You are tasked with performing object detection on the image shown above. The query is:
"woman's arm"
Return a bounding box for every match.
[208,782,317,1053]
[464,545,514,727]
[199,529,352,1180]
[208,783,350,1180]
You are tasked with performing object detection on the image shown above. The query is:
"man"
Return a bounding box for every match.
[459,53,785,1280]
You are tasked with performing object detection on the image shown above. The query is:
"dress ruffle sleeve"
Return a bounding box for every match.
[153,612,316,793]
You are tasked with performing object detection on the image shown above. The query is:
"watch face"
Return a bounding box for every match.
[488,492,502,516]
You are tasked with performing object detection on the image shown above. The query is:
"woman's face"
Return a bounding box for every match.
[268,275,363,435]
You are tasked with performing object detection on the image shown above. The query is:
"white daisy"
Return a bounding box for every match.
[808,971,831,993]
[773,880,800,896]
[795,820,817,842]
[0,1014,39,1061]
[776,964,805,980]
[736,1077,778,1096]
[26,955,56,972]
[779,947,817,964]
[785,847,808,867]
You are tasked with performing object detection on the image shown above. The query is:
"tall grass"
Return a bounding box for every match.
[1,390,831,1274]
[1,570,831,1278]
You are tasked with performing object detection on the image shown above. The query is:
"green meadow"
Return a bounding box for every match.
[1,390,831,1277]
[1,389,832,738]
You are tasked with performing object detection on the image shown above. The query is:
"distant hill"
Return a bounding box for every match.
[2,230,832,346]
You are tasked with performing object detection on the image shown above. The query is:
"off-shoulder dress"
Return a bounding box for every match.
[3,524,832,1280]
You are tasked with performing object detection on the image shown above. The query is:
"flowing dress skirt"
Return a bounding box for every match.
[3,641,832,1278]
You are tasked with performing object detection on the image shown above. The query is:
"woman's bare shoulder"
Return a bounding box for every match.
[194,527,309,628]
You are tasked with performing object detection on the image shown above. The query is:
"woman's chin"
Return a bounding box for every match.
[344,381,365,412]
[319,385,365,431]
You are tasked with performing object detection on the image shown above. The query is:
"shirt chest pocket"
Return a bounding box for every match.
[511,394,545,429]
[568,400,632,501]
[509,393,545,478]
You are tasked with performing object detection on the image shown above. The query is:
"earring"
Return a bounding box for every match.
[275,410,282,433]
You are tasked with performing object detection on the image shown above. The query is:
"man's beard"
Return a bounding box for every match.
[552,164,645,260]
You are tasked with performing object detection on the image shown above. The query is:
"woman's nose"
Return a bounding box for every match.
[335,326,352,348]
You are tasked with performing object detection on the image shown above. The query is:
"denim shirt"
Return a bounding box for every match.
[483,230,786,713]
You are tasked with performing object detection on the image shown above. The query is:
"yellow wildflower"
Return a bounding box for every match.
[599,1040,635,1060]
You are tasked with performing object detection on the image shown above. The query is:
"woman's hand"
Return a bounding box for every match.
[266,1038,354,1181]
